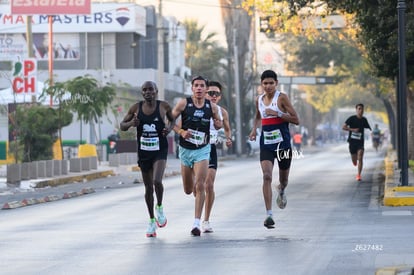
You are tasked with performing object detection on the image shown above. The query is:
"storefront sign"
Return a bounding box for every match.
[11,0,91,15]
[12,58,37,94]
[0,3,146,35]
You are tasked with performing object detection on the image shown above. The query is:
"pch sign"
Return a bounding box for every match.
[12,58,37,94]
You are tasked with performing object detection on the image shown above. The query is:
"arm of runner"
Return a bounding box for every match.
[279,93,299,125]
[120,103,139,131]
[211,102,223,130]
[161,101,174,136]
[171,100,191,139]
[249,96,261,141]
[221,107,232,147]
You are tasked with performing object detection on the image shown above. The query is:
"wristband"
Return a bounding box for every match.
[178,129,184,135]
[277,111,284,117]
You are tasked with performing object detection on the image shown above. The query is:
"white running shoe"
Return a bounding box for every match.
[146,221,157,237]
[276,187,287,209]
[155,205,167,228]
[202,221,213,233]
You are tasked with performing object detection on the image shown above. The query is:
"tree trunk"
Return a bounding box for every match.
[407,87,414,160]
[382,98,396,150]
[219,0,252,152]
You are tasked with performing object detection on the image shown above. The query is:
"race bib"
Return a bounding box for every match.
[351,132,362,140]
[140,136,160,151]
[263,129,283,144]
[186,128,206,145]
[210,131,218,144]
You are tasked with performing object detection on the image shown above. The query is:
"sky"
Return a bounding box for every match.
[135,0,226,45]
[135,0,285,74]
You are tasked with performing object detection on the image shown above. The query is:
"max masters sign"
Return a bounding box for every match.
[11,0,91,15]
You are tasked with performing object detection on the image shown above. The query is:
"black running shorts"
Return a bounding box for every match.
[260,148,292,170]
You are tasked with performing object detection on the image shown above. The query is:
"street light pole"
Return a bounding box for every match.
[397,0,408,186]
[157,0,165,100]
[233,29,242,156]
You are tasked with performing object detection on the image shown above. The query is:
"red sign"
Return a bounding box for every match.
[11,0,91,15]
[12,58,37,94]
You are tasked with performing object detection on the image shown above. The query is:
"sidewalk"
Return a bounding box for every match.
[0,155,184,210]
[382,149,414,206]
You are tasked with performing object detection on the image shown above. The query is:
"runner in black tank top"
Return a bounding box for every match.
[171,76,223,236]
[120,81,174,238]
[136,100,168,165]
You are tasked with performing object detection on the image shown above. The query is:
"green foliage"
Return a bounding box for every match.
[64,75,117,124]
[12,104,72,162]
[252,0,414,82]
[282,32,363,74]
[183,19,227,81]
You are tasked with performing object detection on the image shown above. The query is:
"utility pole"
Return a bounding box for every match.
[233,29,242,156]
[26,16,36,102]
[397,0,408,186]
[48,16,54,106]
[26,17,34,58]
[157,0,165,100]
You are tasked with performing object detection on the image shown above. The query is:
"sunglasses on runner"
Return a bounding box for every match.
[208,90,221,97]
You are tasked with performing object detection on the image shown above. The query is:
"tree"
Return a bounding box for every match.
[243,0,414,157]
[64,75,116,143]
[219,0,254,153]
[183,19,227,81]
[41,80,72,159]
[13,104,72,162]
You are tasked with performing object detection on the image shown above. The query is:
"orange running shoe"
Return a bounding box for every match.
[356,174,361,181]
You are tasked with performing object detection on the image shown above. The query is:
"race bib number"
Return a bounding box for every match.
[351,132,362,140]
[186,129,206,145]
[140,136,160,151]
[263,129,283,144]
[210,131,218,144]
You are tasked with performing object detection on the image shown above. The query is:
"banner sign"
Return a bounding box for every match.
[0,3,146,35]
[1,33,80,61]
[10,0,91,15]
[12,58,37,94]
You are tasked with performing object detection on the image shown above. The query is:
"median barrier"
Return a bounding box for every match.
[29,161,38,179]
[37,161,46,178]
[69,158,82,172]
[6,163,21,184]
[108,154,120,167]
[61,159,68,175]
[81,157,91,171]
[21,162,30,180]
[53,160,61,176]
[90,156,98,170]
[46,160,54,177]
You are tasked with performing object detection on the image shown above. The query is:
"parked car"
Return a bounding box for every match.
[246,128,260,156]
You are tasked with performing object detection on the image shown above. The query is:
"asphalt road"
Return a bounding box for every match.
[1,144,414,275]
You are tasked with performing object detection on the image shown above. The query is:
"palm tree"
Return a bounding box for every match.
[183,19,227,82]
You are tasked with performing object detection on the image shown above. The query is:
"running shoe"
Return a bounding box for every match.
[264,216,275,229]
[202,221,213,233]
[146,221,157,237]
[155,205,167,228]
[276,187,287,209]
[356,174,361,181]
[191,227,201,236]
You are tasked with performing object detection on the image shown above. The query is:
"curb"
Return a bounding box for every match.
[376,265,414,275]
[383,150,414,207]
[2,187,95,210]
[33,170,115,188]
[1,164,179,210]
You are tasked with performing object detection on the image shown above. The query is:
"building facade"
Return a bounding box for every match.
[0,2,190,143]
